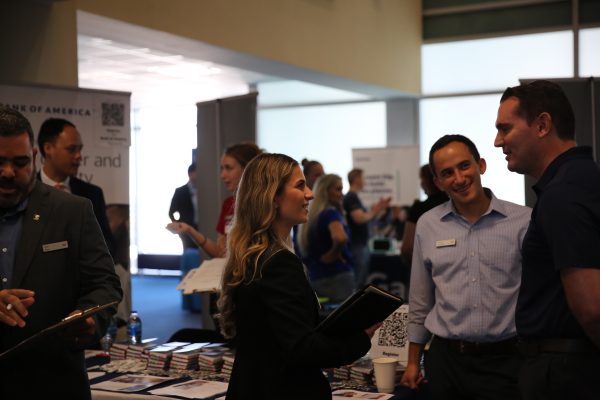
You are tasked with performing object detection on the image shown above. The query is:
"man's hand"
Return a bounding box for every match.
[400,363,425,389]
[0,289,35,327]
[60,310,97,347]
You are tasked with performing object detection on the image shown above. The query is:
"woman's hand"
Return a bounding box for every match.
[166,221,189,234]
[364,322,382,339]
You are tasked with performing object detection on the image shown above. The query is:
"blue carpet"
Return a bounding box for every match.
[131,275,203,343]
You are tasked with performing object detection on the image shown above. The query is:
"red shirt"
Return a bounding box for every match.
[215,196,235,236]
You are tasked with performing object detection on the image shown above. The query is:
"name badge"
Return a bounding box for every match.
[435,239,456,248]
[42,241,69,252]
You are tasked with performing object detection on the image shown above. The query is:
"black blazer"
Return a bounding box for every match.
[169,183,198,249]
[0,182,122,399]
[226,249,371,400]
[69,176,115,255]
[36,173,115,255]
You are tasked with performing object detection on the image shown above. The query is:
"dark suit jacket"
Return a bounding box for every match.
[226,249,371,400]
[69,176,115,256]
[169,183,197,249]
[0,182,122,399]
[36,173,115,256]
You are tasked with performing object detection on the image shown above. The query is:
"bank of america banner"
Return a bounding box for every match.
[0,83,130,204]
[352,146,420,207]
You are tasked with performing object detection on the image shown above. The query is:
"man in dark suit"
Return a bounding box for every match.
[169,163,202,312]
[0,106,122,398]
[36,118,115,255]
[169,162,198,250]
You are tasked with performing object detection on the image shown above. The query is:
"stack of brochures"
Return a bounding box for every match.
[127,342,157,361]
[147,342,190,370]
[197,351,225,373]
[110,343,129,360]
[170,343,209,370]
[332,364,351,380]
[349,358,374,385]
[221,354,235,378]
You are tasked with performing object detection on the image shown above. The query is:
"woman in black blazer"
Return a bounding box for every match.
[218,153,378,400]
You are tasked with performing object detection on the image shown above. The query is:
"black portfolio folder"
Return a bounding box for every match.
[316,285,404,336]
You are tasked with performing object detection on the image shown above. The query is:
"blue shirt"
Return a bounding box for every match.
[305,207,353,281]
[408,190,531,343]
[0,199,28,289]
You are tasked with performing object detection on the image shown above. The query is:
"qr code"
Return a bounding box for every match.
[377,310,408,347]
[101,102,125,126]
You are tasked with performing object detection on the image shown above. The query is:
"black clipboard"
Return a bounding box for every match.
[316,285,404,336]
[0,301,118,360]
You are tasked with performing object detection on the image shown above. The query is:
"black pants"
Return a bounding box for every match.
[519,352,600,400]
[425,337,521,400]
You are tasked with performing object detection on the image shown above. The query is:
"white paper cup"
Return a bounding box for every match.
[372,357,398,393]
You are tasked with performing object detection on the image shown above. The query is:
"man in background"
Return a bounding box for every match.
[401,135,530,400]
[343,168,390,287]
[0,106,122,398]
[169,163,201,312]
[495,80,600,399]
[37,118,114,255]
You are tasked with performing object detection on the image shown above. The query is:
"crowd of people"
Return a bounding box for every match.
[1,79,599,399]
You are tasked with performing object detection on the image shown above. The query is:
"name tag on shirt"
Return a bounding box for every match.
[42,241,69,252]
[435,239,456,248]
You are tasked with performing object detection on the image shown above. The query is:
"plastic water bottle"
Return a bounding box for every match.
[127,311,142,344]
[100,317,118,355]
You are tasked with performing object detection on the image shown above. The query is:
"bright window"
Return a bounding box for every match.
[132,105,198,255]
[258,102,386,187]
[580,27,600,77]
[422,31,573,95]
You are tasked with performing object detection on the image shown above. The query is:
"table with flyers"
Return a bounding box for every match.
[86,340,428,400]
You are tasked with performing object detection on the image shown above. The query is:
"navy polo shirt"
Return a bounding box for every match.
[517,146,600,339]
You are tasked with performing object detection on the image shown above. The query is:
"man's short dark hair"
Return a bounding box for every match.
[347,168,363,185]
[0,106,34,144]
[187,163,196,174]
[500,80,575,140]
[429,134,481,176]
[37,118,76,157]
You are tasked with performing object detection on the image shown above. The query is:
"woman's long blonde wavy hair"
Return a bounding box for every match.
[297,173,342,257]
[217,153,298,339]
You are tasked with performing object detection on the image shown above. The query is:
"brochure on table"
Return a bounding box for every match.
[150,379,228,399]
[91,374,174,393]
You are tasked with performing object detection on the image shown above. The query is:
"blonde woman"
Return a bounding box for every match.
[218,154,377,400]
[299,174,356,303]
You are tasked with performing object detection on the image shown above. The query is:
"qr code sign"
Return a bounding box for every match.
[101,102,125,126]
[377,309,408,347]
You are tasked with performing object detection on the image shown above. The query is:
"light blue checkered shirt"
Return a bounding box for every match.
[407,190,531,343]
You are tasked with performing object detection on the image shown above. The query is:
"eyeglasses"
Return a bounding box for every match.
[0,156,32,169]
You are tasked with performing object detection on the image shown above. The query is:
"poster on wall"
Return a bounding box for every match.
[0,83,130,204]
[352,146,420,208]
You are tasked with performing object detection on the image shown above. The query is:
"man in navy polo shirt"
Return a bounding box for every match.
[495,80,600,400]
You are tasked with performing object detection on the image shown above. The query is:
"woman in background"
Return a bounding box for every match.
[299,174,355,303]
[219,153,376,400]
[301,158,324,190]
[166,142,262,257]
